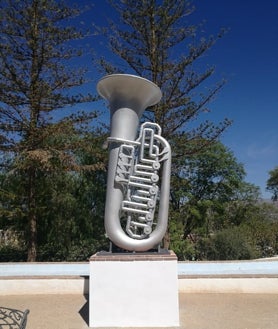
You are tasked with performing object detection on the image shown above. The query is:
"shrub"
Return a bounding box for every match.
[0,246,27,262]
[196,227,257,260]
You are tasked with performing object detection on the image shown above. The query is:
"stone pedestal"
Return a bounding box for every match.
[89,250,180,327]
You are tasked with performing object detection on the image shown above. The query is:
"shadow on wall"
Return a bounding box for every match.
[79,293,89,326]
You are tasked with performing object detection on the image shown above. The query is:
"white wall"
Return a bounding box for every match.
[0,259,277,295]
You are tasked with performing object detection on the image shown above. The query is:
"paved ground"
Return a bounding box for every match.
[0,293,277,329]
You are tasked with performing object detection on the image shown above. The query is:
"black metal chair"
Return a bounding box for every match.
[0,307,29,329]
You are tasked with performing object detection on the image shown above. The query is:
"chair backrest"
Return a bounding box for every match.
[0,307,30,329]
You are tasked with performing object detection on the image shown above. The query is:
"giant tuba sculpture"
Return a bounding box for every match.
[97,74,171,252]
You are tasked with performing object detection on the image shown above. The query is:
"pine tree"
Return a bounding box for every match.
[98,0,232,249]
[0,0,100,261]
[99,0,231,147]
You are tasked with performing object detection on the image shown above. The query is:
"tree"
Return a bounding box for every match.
[0,0,100,261]
[175,142,246,202]
[266,166,278,201]
[171,142,247,234]
[98,0,231,149]
[0,131,108,261]
[96,0,236,251]
[168,142,260,259]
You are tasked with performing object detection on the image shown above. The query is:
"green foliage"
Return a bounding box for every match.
[0,164,108,261]
[196,228,256,260]
[173,142,246,201]
[170,141,258,239]
[37,239,107,261]
[0,245,27,262]
[0,225,27,261]
[166,140,278,261]
[168,213,195,260]
[0,0,100,261]
[241,204,278,257]
[266,166,278,201]
[176,202,278,261]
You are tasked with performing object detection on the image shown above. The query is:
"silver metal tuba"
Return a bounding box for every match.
[97,74,171,252]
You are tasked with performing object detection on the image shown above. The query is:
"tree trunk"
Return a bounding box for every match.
[163,229,171,250]
[27,168,37,262]
[27,213,37,262]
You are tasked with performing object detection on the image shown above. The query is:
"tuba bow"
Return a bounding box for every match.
[97,74,171,252]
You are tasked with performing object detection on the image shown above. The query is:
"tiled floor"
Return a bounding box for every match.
[0,293,277,329]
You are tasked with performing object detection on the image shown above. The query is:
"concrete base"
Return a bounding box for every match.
[89,251,180,328]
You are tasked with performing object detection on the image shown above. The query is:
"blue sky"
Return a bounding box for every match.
[190,0,278,198]
[79,0,278,198]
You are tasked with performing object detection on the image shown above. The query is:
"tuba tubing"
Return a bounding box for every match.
[97,74,171,251]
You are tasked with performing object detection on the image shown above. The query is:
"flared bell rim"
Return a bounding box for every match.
[97,74,162,108]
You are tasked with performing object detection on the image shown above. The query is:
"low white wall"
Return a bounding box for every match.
[1,259,278,277]
[1,276,278,296]
[179,277,278,294]
[0,277,88,295]
[0,259,277,295]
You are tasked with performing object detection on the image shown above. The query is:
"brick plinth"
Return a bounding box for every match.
[89,249,177,262]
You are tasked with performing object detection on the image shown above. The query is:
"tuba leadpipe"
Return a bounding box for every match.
[97,74,171,252]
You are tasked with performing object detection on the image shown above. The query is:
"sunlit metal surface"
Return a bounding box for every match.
[97,74,171,251]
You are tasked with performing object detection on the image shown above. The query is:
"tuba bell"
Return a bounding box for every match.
[97,74,171,252]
